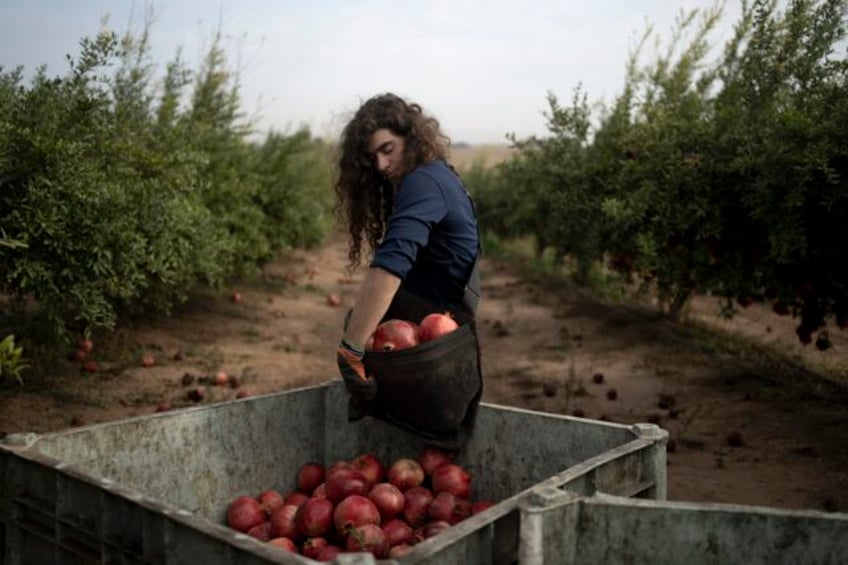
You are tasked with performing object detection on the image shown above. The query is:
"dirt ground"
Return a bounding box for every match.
[1,232,847,515]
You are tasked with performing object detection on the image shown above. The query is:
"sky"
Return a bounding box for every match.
[0,0,751,144]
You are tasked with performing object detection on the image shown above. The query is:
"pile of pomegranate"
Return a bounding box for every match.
[224,447,493,560]
[367,312,459,352]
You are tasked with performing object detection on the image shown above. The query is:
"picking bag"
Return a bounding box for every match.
[359,288,483,450]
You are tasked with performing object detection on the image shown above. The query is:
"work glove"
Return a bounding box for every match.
[337,338,378,404]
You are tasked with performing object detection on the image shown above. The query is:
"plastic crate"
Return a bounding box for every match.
[1,381,667,564]
[518,487,848,564]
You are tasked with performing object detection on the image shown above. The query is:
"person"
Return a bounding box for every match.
[334,93,482,447]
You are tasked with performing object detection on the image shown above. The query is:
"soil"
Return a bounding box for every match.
[1,232,847,514]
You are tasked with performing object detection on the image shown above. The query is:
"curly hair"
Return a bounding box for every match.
[335,93,451,271]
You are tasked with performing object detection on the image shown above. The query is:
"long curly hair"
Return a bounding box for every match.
[335,93,451,271]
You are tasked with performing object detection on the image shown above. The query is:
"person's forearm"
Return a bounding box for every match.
[343,267,401,347]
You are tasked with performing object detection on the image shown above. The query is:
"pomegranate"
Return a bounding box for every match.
[428,491,471,524]
[372,319,419,352]
[414,520,451,542]
[79,338,94,353]
[387,458,425,491]
[346,524,389,558]
[352,453,385,486]
[316,545,343,561]
[325,468,370,504]
[268,537,297,551]
[312,483,327,498]
[246,522,271,541]
[382,518,414,547]
[333,494,381,535]
[283,491,309,508]
[257,490,285,516]
[417,447,454,476]
[431,463,472,499]
[471,500,495,514]
[301,536,330,559]
[294,497,334,538]
[226,496,266,533]
[326,460,356,481]
[269,504,301,541]
[297,462,325,495]
[418,312,459,343]
[402,486,434,527]
[367,482,405,521]
[389,543,414,557]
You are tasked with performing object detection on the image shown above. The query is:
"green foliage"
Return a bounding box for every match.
[0,334,29,385]
[489,0,848,342]
[0,18,334,342]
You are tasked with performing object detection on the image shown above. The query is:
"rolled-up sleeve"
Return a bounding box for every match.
[371,170,447,280]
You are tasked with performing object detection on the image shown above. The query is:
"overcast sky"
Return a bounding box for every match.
[1,0,754,144]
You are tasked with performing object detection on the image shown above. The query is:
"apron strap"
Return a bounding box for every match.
[461,184,483,315]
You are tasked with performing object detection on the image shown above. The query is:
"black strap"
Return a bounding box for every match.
[461,186,483,314]
[462,258,481,314]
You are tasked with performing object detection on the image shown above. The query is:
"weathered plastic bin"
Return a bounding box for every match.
[519,487,848,564]
[0,381,667,564]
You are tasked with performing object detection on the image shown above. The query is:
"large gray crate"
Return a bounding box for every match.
[1,381,667,564]
[519,488,848,564]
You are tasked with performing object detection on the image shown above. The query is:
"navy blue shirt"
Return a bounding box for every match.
[371,160,478,311]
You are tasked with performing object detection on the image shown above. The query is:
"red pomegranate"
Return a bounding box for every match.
[382,518,414,547]
[352,453,385,486]
[402,486,434,527]
[367,482,405,521]
[387,458,425,491]
[418,313,459,343]
[346,524,389,558]
[417,447,454,476]
[283,491,309,508]
[268,537,297,551]
[301,536,330,559]
[414,520,451,542]
[431,463,472,499]
[257,490,285,515]
[294,497,334,538]
[226,496,266,533]
[471,500,495,514]
[428,491,471,524]
[246,522,271,541]
[389,543,414,557]
[297,462,325,495]
[325,460,356,482]
[316,545,343,561]
[333,494,381,536]
[269,504,301,541]
[372,319,419,352]
[325,468,370,504]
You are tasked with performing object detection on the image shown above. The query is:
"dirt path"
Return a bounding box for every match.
[1,234,846,513]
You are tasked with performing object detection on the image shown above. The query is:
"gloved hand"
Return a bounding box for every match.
[337,339,378,402]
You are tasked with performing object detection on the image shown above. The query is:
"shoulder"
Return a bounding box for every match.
[401,160,462,193]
